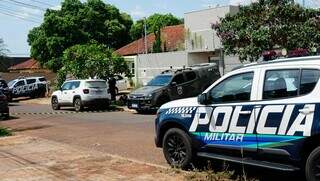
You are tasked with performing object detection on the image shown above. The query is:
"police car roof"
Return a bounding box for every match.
[235,55,320,71]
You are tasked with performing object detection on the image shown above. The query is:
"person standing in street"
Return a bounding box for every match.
[108,77,117,101]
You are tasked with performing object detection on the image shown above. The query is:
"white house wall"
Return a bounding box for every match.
[136,51,188,85]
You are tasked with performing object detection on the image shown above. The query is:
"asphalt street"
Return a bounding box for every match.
[2,103,165,166]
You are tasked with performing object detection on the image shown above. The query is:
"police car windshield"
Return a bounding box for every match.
[8,80,16,87]
[147,75,172,86]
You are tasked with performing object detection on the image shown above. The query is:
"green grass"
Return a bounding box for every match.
[0,127,12,137]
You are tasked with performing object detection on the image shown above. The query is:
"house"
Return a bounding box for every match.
[117,6,243,85]
[116,24,186,85]
[8,58,42,73]
[0,58,56,83]
[0,56,30,72]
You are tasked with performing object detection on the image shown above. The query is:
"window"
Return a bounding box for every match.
[0,80,7,88]
[172,74,185,85]
[300,69,320,95]
[71,81,81,90]
[263,70,299,99]
[15,80,25,87]
[85,81,107,88]
[61,82,73,91]
[186,71,197,82]
[209,72,254,103]
[26,79,36,84]
[39,78,46,82]
[114,75,123,81]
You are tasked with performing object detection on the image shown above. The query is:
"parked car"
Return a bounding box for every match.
[0,78,11,101]
[101,75,128,94]
[51,79,111,112]
[0,90,9,119]
[128,63,220,113]
[114,75,128,93]
[155,56,320,181]
[8,76,48,99]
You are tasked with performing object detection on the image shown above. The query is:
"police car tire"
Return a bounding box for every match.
[306,146,320,181]
[162,128,193,169]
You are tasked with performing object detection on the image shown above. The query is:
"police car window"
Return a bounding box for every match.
[172,74,185,85]
[39,78,46,82]
[263,69,299,99]
[15,80,25,87]
[300,69,320,95]
[26,79,36,84]
[186,72,197,82]
[210,72,253,103]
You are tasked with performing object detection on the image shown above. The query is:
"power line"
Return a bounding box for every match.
[0,3,43,20]
[29,0,54,7]
[0,10,41,23]
[4,0,46,11]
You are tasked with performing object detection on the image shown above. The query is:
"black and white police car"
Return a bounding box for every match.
[8,76,48,99]
[155,55,320,181]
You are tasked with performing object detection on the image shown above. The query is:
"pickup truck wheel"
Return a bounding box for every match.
[163,128,193,169]
[74,98,83,112]
[306,146,320,181]
[51,97,60,110]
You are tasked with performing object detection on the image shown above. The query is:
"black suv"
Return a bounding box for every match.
[127,63,220,113]
[0,79,11,101]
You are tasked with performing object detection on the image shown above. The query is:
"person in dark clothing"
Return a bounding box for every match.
[108,77,117,101]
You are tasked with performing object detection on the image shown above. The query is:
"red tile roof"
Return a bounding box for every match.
[9,58,41,70]
[116,24,185,56]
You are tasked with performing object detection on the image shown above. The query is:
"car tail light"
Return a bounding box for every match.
[83,89,89,94]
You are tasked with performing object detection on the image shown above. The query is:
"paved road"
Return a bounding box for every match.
[2,103,165,166]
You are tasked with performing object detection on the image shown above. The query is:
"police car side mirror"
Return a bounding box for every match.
[198,93,209,105]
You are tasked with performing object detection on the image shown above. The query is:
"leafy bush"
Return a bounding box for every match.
[0,127,12,137]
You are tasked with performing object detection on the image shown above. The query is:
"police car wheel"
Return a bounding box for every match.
[51,97,60,110]
[306,146,320,181]
[74,98,83,112]
[163,128,193,169]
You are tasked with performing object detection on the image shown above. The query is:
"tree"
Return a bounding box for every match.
[0,38,8,57]
[28,0,133,72]
[213,0,320,62]
[61,43,130,81]
[130,13,183,40]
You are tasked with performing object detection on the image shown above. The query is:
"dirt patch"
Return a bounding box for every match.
[0,135,186,180]
[14,97,51,105]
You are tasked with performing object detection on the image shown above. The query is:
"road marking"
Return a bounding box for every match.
[10,110,119,116]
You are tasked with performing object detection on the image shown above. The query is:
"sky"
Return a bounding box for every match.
[0,0,317,57]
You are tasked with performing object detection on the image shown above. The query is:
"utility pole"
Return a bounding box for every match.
[302,0,305,7]
[144,17,148,54]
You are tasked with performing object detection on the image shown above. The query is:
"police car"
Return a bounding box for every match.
[8,76,48,99]
[155,56,320,181]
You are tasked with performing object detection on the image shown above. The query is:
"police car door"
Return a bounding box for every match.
[12,80,26,97]
[256,68,320,160]
[170,73,187,100]
[193,70,260,155]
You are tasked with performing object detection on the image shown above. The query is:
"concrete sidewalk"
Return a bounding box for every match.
[0,135,183,181]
